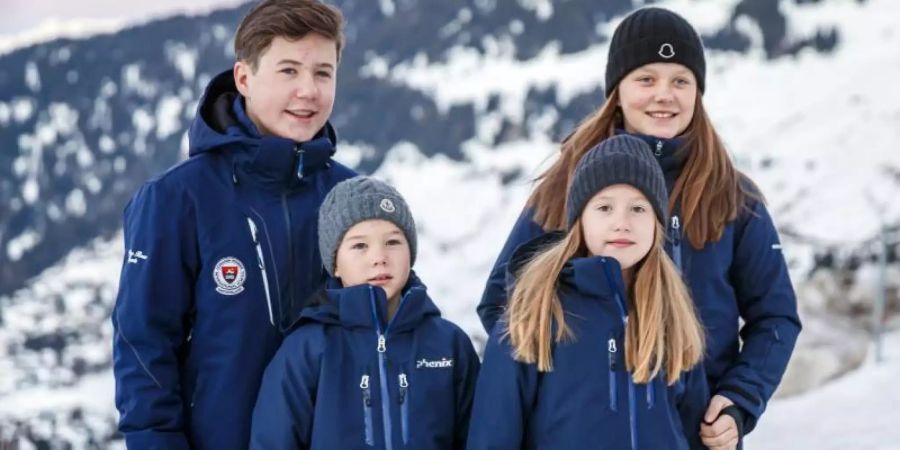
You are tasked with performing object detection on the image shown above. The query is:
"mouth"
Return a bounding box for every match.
[285,109,317,121]
[368,274,393,284]
[607,240,635,248]
[646,111,677,119]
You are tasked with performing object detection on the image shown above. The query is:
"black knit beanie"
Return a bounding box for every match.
[605,7,706,95]
[566,135,668,229]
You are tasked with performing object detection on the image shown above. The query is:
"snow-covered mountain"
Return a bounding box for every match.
[1,0,899,447]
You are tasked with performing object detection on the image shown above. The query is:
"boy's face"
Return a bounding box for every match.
[334,220,411,303]
[234,34,337,142]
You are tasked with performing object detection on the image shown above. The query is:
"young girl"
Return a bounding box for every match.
[250,176,480,450]
[477,7,800,448]
[468,135,709,449]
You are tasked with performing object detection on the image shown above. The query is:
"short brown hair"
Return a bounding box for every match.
[234,0,345,69]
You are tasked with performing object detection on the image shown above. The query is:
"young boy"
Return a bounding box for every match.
[111,1,355,449]
[250,176,480,450]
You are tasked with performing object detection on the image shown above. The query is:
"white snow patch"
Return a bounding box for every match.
[121,63,158,98]
[7,230,41,262]
[12,97,35,123]
[378,0,395,17]
[65,189,87,217]
[517,0,553,21]
[333,142,376,169]
[156,95,184,139]
[25,61,41,92]
[99,135,116,154]
[166,41,198,81]
[746,330,900,449]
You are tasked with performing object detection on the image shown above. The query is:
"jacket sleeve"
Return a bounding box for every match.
[476,207,545,334]
[453,328,482,449]
[718,200,802,434]
[677,363,711,450]
[249,327,322,450]
[466,323,536,450]
[112,180,199,450]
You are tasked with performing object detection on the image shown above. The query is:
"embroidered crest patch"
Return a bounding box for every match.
[213,257,246,295]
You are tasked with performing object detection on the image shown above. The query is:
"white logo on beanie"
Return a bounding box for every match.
[379,198,396,213]
[658,43,675,59]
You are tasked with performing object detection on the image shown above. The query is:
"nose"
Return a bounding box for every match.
[294,70,318,99]
[612,209,631,232]
[652,82,674,103]
[370,245,387,266]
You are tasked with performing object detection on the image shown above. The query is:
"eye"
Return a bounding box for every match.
[631,205,647,213]
[386,238,404,246]
[636,76,653,84]
[596,204,611,212]
[280,67,297,75]
[674,78,691,87]
[350,242,366,250]
[316,70,333,79]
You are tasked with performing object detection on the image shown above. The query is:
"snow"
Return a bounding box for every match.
[6,229,41,262]
[746,330,900,449]
[155,95,185,139]
[25,61,41,92]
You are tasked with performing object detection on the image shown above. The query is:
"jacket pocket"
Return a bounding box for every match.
[360,374,375,446]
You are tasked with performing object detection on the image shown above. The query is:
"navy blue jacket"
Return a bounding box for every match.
[468,253,709,450]
[477,132,801,433]
[250,275,480,450]
[112,69,356,450]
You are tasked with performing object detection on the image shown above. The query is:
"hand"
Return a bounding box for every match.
[700,395,739,450]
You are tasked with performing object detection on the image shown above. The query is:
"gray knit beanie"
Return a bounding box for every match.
[566,135,668,228]
[318,176,417,277]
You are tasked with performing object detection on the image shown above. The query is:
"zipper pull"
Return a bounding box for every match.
[608,338,617,370]
[377,334,386,353]
[295,145,306,180]
[655,140,663,156]
[671,215,680,230]
[360,375,371,406]
[398,373,408,403]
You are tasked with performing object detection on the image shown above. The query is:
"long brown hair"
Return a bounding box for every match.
[528,88,758,249]
[504,220,705,384]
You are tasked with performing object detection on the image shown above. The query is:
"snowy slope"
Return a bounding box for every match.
[746,330,900,449]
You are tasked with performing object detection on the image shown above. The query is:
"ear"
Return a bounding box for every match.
[233,61,252,97]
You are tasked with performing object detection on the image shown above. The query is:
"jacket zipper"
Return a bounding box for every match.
[399,373,410,444]
[670,215,683,274]
[602,262,638,450]
[368,287,414,450]
[280,193,294,331]
[608,337,618,412]
[360,374,375,446]
[247,217,274,326]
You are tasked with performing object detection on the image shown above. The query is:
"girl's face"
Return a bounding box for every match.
[581,184,656,272]
[618,62,698,139]
[334,219,411,302]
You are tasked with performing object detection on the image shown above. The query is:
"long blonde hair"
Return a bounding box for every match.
[504,220,705,384]
[527,88,759,249]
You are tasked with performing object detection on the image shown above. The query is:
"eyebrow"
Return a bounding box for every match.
[276,59,335,70]
[344,230,403,241]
